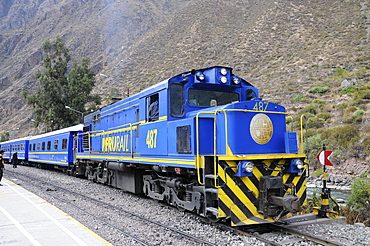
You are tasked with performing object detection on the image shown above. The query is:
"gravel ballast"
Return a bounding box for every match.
[5,165,370,246]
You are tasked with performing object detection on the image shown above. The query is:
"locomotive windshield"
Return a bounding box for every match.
[188,89,239,107]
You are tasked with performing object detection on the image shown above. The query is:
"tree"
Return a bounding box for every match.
[0,132,9,142]
[23,37,101,130]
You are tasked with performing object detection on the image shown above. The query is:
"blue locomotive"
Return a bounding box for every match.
[0,66,306,226]
[74,66,307,225]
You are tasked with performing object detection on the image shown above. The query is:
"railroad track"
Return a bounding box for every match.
[6,170,217,246]
[214,220,345,246]
[6,168,347,246]
[269,223,344,246]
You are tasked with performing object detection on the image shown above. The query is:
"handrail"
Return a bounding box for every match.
[300,114,307,154]
[195,111,215,185]
[212,109,232,188]
[129,123,133,158]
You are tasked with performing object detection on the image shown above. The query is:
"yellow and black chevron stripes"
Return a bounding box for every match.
[216,159,307,226]
[218,160,274,225]
[283,167,307,206]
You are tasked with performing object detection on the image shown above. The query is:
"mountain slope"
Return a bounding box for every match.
[0,0,369,139]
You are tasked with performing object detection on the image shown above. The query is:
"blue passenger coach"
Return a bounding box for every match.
[75,66,307,226]
[28,125,83,169]
[0,137,31,164]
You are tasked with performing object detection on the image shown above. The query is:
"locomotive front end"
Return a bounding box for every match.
[184,67,307,225]
[209,100,306,225]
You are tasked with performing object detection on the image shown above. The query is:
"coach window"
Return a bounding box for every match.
[54,139,59,150]
[42,142,46,151]
[62,138,68,150]
[170,83,184,117]
[147,93,159,122]
[37,143,40,151]
[33,143,36,151]
[47,141,51,151]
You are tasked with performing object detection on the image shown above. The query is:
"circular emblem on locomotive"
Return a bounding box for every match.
[250,113,273,145]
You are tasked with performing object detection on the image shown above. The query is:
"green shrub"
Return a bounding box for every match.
[355,67,368,79]
[346,106,358,113]
[307,117,325,128]
[346,178,370,224]
[312,99,325,105]
[312,169,324,177]
[343,114,363,124]
[353,110,364,117]
[336,103,348,111]
[351,99,369,106]
[301,189,321,214]
[293,94,306,101]
[360,171,369,178]
[317,112,331,120]
[302,104,317,115]
[109,88,122,98]
[321,125,359,149]
[340,85,356,95]
[335,67,348,78]
[363,137,370,156]
[0,132,9,142]
[354,87,370,100]
[309,86,329,94]
[304,135,328,165]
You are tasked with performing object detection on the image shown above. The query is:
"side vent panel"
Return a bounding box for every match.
[176,125,191,153]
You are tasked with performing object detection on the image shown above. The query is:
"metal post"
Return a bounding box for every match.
[320,144,330,213]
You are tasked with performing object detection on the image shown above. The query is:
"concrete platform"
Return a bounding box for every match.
[0,178,112,246]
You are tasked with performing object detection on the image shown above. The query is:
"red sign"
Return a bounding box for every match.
[316,150,333,166]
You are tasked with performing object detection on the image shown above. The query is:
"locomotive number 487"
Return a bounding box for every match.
[146,129,158,148]
[253,101,269,111]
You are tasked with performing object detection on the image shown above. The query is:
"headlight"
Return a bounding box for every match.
[243,161,254,173]
[232,76,240,85]
[195,72,205,81]
[220,68,227,75]
[235,160,254,177]
[220,76,227,83]
[287,159,304,174]
[296,159,304,169]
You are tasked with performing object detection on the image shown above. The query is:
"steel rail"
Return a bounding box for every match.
[269,223,345,246]
[214,223,281,246]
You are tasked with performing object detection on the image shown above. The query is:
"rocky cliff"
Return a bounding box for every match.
[0,0,369,142]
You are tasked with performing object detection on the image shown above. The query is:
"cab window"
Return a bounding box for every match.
[147,93,159,122]
[188,89,239,107]
[170,83,184,117]
[246,88,257,101]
